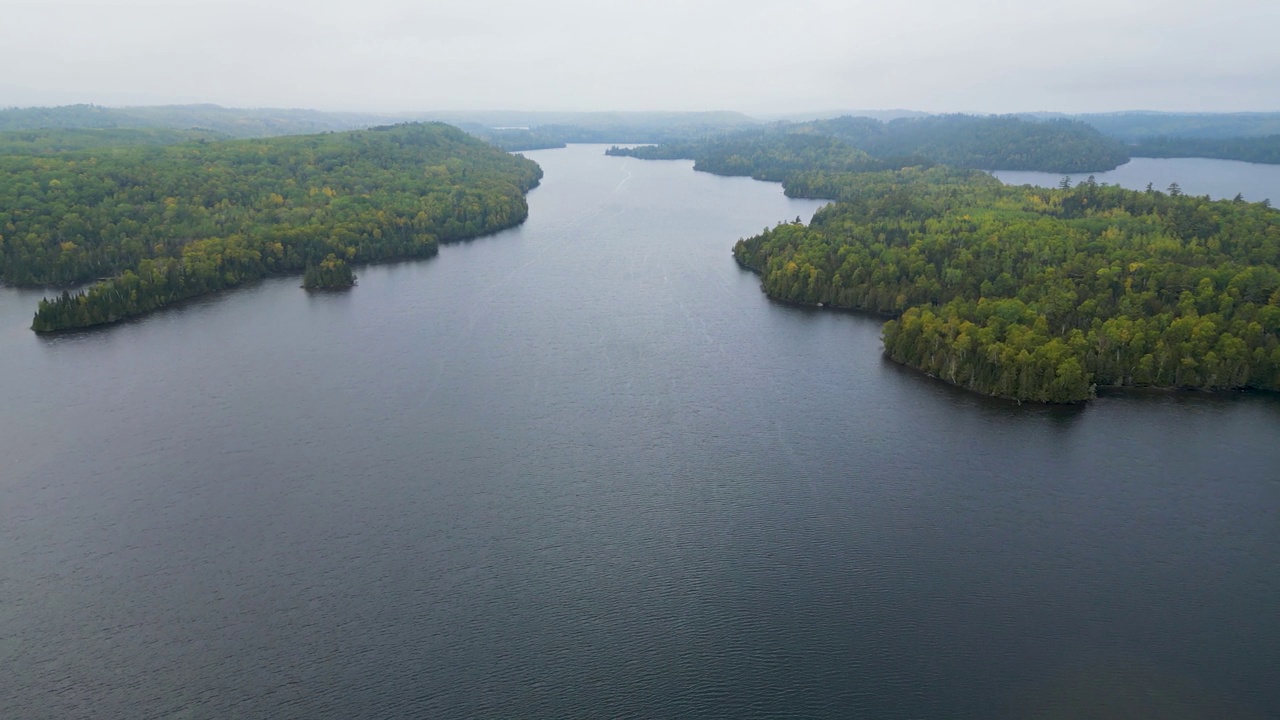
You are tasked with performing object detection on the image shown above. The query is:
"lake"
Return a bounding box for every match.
[2,146,1277,719]
[994,156,1280,202]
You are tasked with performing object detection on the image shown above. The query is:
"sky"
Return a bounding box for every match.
[3,0,1278,114]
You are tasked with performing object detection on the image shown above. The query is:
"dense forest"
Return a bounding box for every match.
[610,114,1130,174]
[303,254,356,290]
[731,172,1280,402]
[619,122,1280,402]
[1131,135,1280,165]
[11,123,542,332]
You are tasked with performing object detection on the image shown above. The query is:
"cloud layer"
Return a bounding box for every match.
[4,0,1277,113]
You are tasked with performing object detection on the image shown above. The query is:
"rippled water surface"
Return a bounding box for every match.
[2,146,1278,719]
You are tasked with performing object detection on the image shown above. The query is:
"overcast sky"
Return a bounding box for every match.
[3,0,1278,114]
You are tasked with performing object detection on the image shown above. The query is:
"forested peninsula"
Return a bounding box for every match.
[619,125,1280,403]
[3,123,541,332]
[609,115,1131,174]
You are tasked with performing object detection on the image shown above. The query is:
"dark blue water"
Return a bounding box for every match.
[2,146,1277,719]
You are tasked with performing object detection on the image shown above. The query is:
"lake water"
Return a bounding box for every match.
[994,156,1280,203]
[2,146,1277,719]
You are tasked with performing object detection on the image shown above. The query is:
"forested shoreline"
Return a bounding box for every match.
[7,108,1278,400]
[1132,135,1280,165]
[623,131,1280,403]
[4,123,541,332]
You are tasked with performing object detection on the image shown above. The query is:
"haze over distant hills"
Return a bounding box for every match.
[0,104,759,139]
[4,103,1280,166]
[5,103,1280,142]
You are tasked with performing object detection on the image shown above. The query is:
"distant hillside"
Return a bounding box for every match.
[1024,111,1280,165]
[422,110,758,130]
[752,109,932,123]
[0,104,404,137]
[0,127,229,155]
[0,104,762,151]
[611,114,1130,174]
[444,111,762,150]
[1130,134,1280,165]
[1062,111,1280,142]
[808,115,1129,172]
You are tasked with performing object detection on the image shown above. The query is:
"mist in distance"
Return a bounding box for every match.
[3,0,1278,114]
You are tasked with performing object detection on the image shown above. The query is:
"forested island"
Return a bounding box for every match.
[8,123,541,332]
[621,127,1280,403]
[303,255,356,290]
